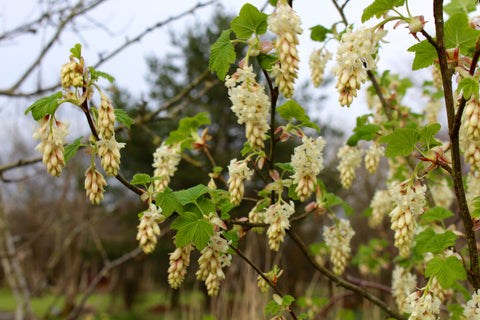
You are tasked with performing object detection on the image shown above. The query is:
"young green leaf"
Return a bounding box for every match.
[257,53,277,71]
[231,3,268,39]
[444,13,480,54]
[282,295,295,306]
[347,124,381,146]
[165,112,210,148]
[419,123,442,150]
[414,228,458,255]
[209,30,236,80]
[64,136,83,163]
[407,40,437,70]
[88,67,116,83]
[361,0,405,22]
[275,162,295,173]
[457,77,479,100]
[277,100,308,122]
[130,173,151,186]
[420,206,454,224]
[444,0,477,16]
[171,211,214,250]
[324,193,354,216]
[174,184,209,205]
[70,43,82,59]
[265,300,280,315]
[114,109,135,129]
[379,127,421,157]
[425,256,467,289]
[156,187,183,218]
[25,91,63,120]
[310,25,331,42]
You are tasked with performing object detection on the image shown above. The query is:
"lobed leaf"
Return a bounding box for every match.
[362,0,405,22]
[156,187,183,217]
[425,256,467,289]
[64,136,83,163]
[114,109,135,129]
[174,184,209,205]
[310,25,331,42]
[25,91,63,120]
[420,206,454,223]
[414,228,458,255]
[231,3,268,39]
[209,30,236,80]
[407,40,437,70]
[379,127,421,157]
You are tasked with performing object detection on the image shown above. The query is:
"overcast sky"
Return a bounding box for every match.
[0,0,438,146]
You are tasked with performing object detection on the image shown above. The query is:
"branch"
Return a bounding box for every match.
[66,246,143,320]
[287,230,407,320]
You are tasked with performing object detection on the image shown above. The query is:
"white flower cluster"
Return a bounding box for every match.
[225,65,270,150]
[96,137,125,177]
[267,1,302,98]
[248,203,265,234]
[227,159,253,205]
[404,290,441,320]
[364,143,384,174]
[337,145,362,189]
[388,181,426,258]
[391,266,417,313]
[84,166,107,205]
[424,99,442,124]
[196,233,232,296]
[432,66,443,91]
[369,189,394,228]
[152,142,181,192]
[332,27,387,107]
[136,204,165,254]
[60,60,83,88]
[291,136,326,201]
[431,179,454,209]
[464,290,480,319]
[323,219,355,275]
[97,91,116,140]
[33,116,69,177]
[463,98,480,140]
[309,49,331,87]
[264,201,295,251]
[467,173,480,212]
[168,244,192,289]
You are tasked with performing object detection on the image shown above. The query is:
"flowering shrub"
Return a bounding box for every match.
[24,0,480,319]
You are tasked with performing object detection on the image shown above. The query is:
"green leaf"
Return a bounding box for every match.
[414,228,458,255]
[64,136,83,163]
[166,113,211,149]
[25,91,63,120]
[444,0,478,16]
[275,162,294,173]
[88,67,115,83]
[324,193,354,216]
[310,25,331,42]
[420,206,454,223]
[156,187,183,218]
[231,3,268,39]
[448,304,465,320]
[130,173,151,186]
[175,184,209,205]
[265,300,280,315]
[209,29,236,80]
[362,0,405,22]
[69,43,82,59]
[444,13,480,54]
[257,53,277,72]
[419,123,442,150]
[171,211,214,250]
[379,128,421,157]
[457,77,479,100]
[300,120,320,132]
[114,109,135,129]
[472,196,480,218]
[407,40,437,70]
[425,256,467,289]
[277,100,308,122]
[347,124,381,146]
[282,295,295,306]
[223,230,239,254]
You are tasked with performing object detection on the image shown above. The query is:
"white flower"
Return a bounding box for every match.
[136,204,165,254]
[404,290,441,320]
[369,189,394,228]
[391,266,417,313]
[264,201,295,251]
[309,49,331,87]
[323,219,354,275]
[152,142,181,192]
[464,290,480,319]
[337,145,362,189]
[168,244,192,289]
[364,143,384,174]
[96,137,126,177]
[291,136,326,201]
[97,91,116,140]
[227,159,253,205]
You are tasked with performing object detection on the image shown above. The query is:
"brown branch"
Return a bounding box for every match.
[66,246,143,320]
[287,230,407,320]
[366,70,393,121]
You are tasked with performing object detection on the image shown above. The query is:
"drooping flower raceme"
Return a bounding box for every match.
[464,290,480,319]
[152,142,181,192]
[97,91,116,140]
[60,60,83,88]
[136,203,165,254]
[291,136,326,201]
[196,232,232,296]
[391,266,417,313]
[337,145,362,189]
[431,178,454,209]
[227,159,253,205]
[33,116,69,177]
[388,180,426,258]
[96,136,125,177]
[309,49,331,87]
[404,290,441,320]
[323,219,355,275]
[264,201,295,251]
[364,143,384,174]
[369,189,394,228]
[84,166,107,205]
[268,0,302,98]
[332,27,387,107]
[225,65,270,150]
[168,244,192,289]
